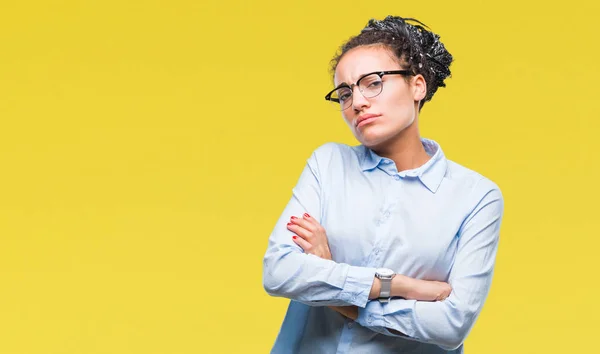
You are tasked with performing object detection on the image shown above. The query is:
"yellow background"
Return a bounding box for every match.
[1,1,598,353]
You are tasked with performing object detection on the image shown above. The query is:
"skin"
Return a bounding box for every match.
[336,45,431,171]
[286,45,452,320]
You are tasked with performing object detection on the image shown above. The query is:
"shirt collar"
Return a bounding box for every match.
[358,145,384,171]
[358,138,448,193]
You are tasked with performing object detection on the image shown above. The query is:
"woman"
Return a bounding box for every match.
[262,15,504,354]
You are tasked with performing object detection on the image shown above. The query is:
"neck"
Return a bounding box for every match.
[371,119,431,172]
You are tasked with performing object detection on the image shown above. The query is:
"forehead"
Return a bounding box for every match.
[334,46,400,86]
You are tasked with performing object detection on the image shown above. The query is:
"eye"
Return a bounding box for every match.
[367,80,382,89]
[361,76,382,88]
[337,88,352,102]
[359,73,382,87]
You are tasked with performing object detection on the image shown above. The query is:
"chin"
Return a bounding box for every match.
[356,130,393,149]
[357,120,414,146]
[356,127,409,150]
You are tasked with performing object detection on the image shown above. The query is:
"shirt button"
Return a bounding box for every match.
[367,315,374,324]
[348,321,354,329]
[393,175,401,181]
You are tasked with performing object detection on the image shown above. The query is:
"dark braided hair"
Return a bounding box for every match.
[330,16,453,110]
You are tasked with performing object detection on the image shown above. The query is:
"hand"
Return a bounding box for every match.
[287,215,347,318]
[287,213,332,260]
[405,279,452,301]
[329,305,358,320]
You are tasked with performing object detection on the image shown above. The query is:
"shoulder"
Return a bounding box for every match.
[307,142,362,167]
[303,142,365,184]
[310,142,358,157]
[444,159,503,204]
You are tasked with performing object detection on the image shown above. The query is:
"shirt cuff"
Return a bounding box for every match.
[356,298,418,338]
[356,299,385,328]
[338,265,376,308]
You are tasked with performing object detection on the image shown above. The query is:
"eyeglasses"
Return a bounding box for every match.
[324,70,414,111]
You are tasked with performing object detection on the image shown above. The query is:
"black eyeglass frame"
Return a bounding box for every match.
[324,70,415,106]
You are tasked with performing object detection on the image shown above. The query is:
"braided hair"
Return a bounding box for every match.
[330,16,453,110]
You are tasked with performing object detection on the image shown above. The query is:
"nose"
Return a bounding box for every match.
[351,86,370,111]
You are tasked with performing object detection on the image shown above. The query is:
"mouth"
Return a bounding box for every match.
[355,113,381,128]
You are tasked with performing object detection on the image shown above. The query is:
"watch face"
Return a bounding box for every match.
[376,268,394,277]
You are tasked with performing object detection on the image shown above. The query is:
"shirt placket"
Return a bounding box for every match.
[366,176,399,267]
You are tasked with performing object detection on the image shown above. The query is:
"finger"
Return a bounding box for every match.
[292,235,312,252]
[303,213,329,237]
[290,215,316,232]
[302,213,320,227]
[287,222,313,241]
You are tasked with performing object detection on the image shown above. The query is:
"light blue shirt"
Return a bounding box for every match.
[262,138,504,353]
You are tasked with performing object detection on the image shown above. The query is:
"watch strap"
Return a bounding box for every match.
[379,276,392,299]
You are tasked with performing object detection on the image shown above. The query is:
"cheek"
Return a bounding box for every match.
[341,112,355,128]
[380,91,414,118]
[389,86,413,106]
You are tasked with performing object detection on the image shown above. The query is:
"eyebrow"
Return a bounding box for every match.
[333,83,351,90]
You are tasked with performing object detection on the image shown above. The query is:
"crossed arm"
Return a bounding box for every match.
[262,152,504,350]
[287,213,452,320]
[264,190,502,350]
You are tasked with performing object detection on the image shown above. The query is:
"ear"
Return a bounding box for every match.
[412,74,427,102]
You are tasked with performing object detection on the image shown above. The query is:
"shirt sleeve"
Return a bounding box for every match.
[262,144,377,308]
[356,180,504,350]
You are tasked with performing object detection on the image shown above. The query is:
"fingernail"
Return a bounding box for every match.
[292,236,297,240]
[287,222,292,226]
[291,216,297,220]
[303,213,310,218]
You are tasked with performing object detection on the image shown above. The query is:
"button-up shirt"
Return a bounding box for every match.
[262,138,504,353]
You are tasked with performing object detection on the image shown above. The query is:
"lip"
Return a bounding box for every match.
[355,113,381,128]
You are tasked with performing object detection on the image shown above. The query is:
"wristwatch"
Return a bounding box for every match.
[375,268,396,303]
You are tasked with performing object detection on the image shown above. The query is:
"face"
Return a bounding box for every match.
[333,46,426,149]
